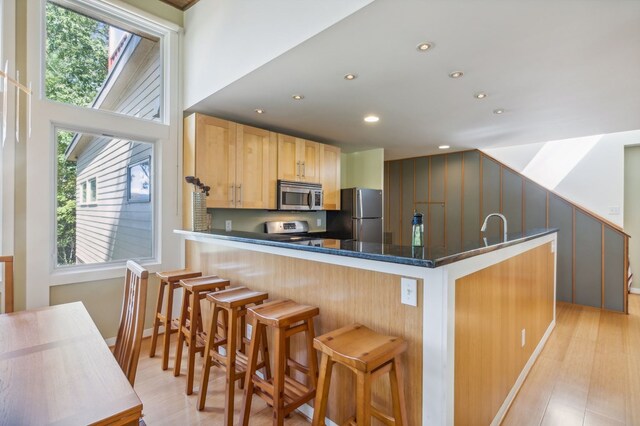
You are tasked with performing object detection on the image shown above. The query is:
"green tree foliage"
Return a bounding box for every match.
[45,2,109,264]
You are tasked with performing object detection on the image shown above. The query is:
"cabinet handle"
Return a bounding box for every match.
[296,161,301,178]
[237,184,242,206]
[229,184,235,206]
[302,161,306,178]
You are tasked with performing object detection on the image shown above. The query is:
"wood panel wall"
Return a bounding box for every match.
[384,150,629,313]
[454,242,555,425]
[186,240,423,425]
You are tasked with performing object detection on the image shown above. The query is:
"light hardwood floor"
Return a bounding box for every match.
[134,295,640,425]
[503,294,640,426]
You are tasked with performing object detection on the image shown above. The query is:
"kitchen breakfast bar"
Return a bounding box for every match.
[175,228,557,425]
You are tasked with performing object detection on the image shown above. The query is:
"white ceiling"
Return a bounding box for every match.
[187,0,640,160]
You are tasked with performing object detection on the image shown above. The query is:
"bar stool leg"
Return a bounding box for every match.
[356,371,372,426]
[223,307,238,426]
[198,304,221,411]
[273,327,286,426]
[260,325,272,381]
[240,317,262,426]
[149,281,165,357]
[173,291,188,377]
[390,356,408,426]
[305,319,319,389]
[311,353,333,426]
[162,283,175,370]
[186,290,199,395]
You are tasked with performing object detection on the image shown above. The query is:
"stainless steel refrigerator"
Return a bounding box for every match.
[327,188,383,243]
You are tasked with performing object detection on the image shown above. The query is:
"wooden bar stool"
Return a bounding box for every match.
[311,324,408,426]
[149,269,202,370]
[198,286,272,425]
[240,299,320,426]
[174,275,230,395]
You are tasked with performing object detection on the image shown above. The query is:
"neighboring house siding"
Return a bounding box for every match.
[74,38,158,264]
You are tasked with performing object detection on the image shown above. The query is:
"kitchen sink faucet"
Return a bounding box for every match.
[481,213,508,243]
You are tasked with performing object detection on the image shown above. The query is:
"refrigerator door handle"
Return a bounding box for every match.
[357,189,363,218]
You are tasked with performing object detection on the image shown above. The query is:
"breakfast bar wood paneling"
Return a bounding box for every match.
[185,239,423,425]
[454,242,555,425]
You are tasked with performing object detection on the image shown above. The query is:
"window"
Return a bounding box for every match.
[128,158,151,203]
[56,128,154,267]
[45,1,163,122]
[26,0,180,306]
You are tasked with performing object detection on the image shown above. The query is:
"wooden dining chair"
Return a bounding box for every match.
[1,256,13,314]
[114,260,148,387]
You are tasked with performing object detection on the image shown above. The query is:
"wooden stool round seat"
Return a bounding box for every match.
[312,324,408,426]
[174,275,230,395]
[240,299,320,426]
[149,269,202,370]
[198,286,272,426]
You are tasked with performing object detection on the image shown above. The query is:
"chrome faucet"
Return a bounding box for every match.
[481,213,508,243]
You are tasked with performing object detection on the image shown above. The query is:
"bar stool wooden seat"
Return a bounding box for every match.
[240,299,320,426]
[311,323,408,426]
[149,269,202,370]
[198,286,272,425]
[174,275,230,395]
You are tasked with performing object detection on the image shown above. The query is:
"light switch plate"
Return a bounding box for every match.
[317,218,322,227]
[401,277,417,306]
[225,220,232,232]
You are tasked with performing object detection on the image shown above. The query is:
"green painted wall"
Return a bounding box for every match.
[341,148,384,190]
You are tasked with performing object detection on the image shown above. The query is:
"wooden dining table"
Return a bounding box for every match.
[0,302,142,425]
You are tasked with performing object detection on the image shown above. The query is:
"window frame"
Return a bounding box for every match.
[127,156,151,204]
[25,0,182,308]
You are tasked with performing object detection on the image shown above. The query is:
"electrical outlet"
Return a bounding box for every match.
[225,220,232,232]
[316,218,322,227]
[608,206,621,215]
[521,329,526,348]
[400,277,417,306]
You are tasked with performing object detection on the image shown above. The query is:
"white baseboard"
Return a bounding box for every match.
[629,287,640,295]
[296,403,339,426]
[490,319,556,426]
[104,326,156,346]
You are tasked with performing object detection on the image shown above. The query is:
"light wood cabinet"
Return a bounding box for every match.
[277,134,320,183]
[184,114,277,219]
[320,144,341,210]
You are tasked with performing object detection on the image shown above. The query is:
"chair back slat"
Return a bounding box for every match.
[0,256,14,314]
[114,260,148,386]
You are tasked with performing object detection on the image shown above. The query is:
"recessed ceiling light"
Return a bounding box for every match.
[448,71,464,79]
[493,108,505,114]
[474,92,487,99]
[438,145,450,149]
[292,94,304,100]
[364,115,379,123]
[254,108,265,114]
[344,73,358,80]
[416,42,434,52]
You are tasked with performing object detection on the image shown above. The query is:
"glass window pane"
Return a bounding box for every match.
[45,1,162,121]
[56,128,154,267]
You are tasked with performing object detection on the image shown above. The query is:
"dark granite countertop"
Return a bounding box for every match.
[175,227,557,268]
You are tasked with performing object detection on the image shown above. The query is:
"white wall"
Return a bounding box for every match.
[183,0,373,110]
[625,147,640,292]
[483,129,640,227]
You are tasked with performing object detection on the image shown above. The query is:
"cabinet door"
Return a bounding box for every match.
[277,134,301,181]
[320,144,341,210]
[236,125,274,209]
[300,140,320,183]
[195,115,236,208]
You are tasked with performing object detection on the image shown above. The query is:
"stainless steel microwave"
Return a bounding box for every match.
[277,180,323,211]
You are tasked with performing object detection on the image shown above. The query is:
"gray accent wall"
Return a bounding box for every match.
[384,150,629,312]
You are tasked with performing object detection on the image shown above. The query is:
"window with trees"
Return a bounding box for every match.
[47,1,160,267]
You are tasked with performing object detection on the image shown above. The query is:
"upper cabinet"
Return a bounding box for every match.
[320,144,341,210]
[184,114,277,212]
[277,135,320,183]
[185,113,340,212]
